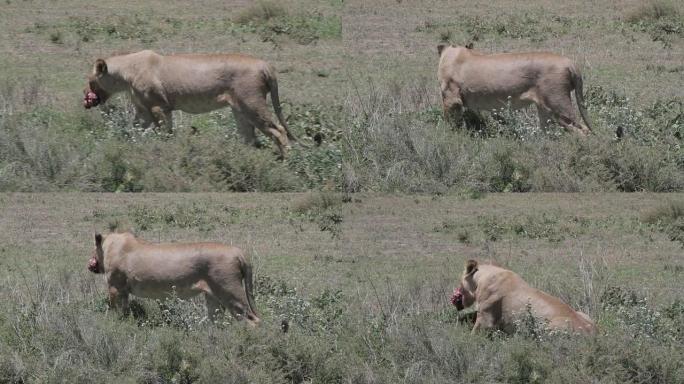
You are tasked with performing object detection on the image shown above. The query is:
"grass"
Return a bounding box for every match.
[626,1,680,23]
[0,0,683,381]
[1,0,683,193]
[624,0,684,48]
[234,1,287,25]
[1,193,683,382]
[234,1,341,45]
[340,79,683,194]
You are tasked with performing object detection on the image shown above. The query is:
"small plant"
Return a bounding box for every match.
[513,303,550,341]
[290,191,347,238]
[234,1,286,25]
[457,229,471,244]
[641,200,684,246]
[438,28,453,42]
[235,3,340,45]
[49,31,63,44]
[318,210,343,239]
[255,275,346,333]
[601,286,680,341]
[479,216,506,242]
[434,219,459,233]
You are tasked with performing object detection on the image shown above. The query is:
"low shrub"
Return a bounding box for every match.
[641,200,684,246]
[235,3,341,45]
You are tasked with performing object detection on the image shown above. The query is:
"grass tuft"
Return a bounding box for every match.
[234,1,286,25]
[626,1,680,23]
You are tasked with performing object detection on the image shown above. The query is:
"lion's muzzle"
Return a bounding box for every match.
[451,287,464,310]
[83,90,100,109]
[87,256,102,273]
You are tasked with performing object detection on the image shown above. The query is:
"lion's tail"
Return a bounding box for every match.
[569,64,592,132]
[263,64,299,143]
[238,252,260,326]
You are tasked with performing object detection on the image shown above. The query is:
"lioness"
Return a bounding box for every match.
[451,260,596,335]
[87,232,260,326]
[83,50,296,159]
[437,44,592,135]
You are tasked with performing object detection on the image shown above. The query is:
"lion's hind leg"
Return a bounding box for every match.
[208,279,258,326]
[540,92,588,135]
[248,112,290,160]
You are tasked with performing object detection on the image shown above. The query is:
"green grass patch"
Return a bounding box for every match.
[417,11,573,43]
[235,3,341,45]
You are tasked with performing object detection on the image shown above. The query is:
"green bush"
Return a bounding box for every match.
[235,3,341,45]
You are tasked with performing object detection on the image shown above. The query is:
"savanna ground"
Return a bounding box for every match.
[0,0,683,382]
[1,193,683,382]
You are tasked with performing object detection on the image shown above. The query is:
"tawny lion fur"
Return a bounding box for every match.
[454,260,596,335]
[437,44,592,135]
[88,232,260,326]
[84,50,296,158]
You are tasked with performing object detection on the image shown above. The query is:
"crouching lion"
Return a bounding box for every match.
[451,260,596,335]
[437,44,592,135]
[87,232,260,326]
[83,50,297,159]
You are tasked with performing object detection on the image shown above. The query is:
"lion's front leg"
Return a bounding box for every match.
[108,285,130,316]
[471,310,495,334]
[441,82,464,128]
[150,106,173,134]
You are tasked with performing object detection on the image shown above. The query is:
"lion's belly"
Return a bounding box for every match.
[128,274,206,299]
[172,95,226,114]
[464,91,535,111]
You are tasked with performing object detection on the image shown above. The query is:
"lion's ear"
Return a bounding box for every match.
[94,59,108,76]
[437,43,447,56]
[95,233,103,248]
[465,259,478,275]
[465,42,474,50]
